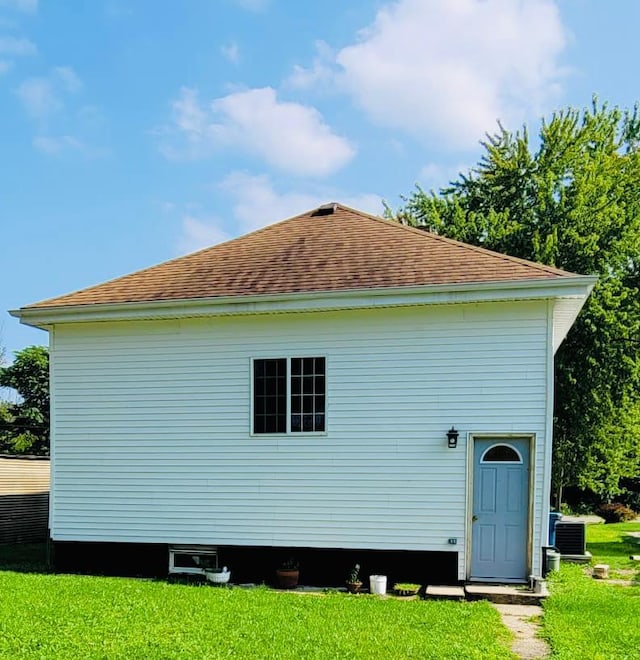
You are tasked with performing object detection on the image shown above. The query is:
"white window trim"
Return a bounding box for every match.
[249,356,328,436]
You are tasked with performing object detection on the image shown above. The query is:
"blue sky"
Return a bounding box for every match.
[1,0,638,358]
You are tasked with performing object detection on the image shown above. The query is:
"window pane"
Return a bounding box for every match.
[291,415,302,432]
[265,360,277,377]
[482,445,522,462]
[303,414,313,431]
[254,359,286,434]
[290,357,326,433]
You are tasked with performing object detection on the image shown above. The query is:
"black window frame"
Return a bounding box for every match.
[252,357,326,435]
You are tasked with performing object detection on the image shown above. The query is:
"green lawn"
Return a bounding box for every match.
[0,548,513,660]
[543,522,640,660]
[584,522,640,577]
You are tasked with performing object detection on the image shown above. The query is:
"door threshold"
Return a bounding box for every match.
[467,577,527,584]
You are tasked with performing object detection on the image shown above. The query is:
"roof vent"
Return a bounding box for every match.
[311,203,338,217]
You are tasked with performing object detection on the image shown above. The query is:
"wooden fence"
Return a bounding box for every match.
[0,455,50,543]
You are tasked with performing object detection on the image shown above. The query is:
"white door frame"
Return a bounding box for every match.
[465,432,536,582]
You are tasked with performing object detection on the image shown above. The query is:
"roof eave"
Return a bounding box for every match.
[11,275,597,329]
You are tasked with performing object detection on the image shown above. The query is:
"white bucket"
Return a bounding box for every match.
[369,575,387,595]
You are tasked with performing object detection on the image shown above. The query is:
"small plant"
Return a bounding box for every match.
[393,582,421,596]
[347,563,360,583]
[596,502,637,523]
[345,563,362,593]
[279,557,299,571]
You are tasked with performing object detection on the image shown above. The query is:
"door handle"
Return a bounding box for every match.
[472,515,478,522]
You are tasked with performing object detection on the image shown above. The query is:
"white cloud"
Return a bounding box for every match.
[175,172,382,255]
[220,172,382,232]
[161,86,355,177]
[0,59,12,74]
[16,78,60,117]
[32,134,108,158]
[418,162,470,190]
[285,40,334,90]
[178,215,231,254]
[54,66,82,93]
[32,134,84,154]
[221,41,239,64]
[16,66,81,118]
[220,172,326,232]
[291,0,567,149]
[0,0,37,13]
[0,35,36,56]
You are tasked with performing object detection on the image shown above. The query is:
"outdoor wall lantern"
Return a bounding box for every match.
[446,426,459,449]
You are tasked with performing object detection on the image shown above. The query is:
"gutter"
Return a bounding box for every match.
[11,276,597,329]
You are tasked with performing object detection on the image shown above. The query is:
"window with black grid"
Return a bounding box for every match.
[253,358,287,434]
[290,357,325,432]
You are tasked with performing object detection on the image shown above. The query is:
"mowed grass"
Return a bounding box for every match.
[0,558,513,659]
[584,521,640,576]
[543,522,640,660]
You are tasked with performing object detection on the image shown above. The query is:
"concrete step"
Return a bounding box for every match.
[465,584,548,605]
[424,585,466,600]
[624,532,640,545]
[561,551,592,563]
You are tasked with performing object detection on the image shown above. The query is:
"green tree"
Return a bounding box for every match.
[0,346,50,455]
[393,100,640,505]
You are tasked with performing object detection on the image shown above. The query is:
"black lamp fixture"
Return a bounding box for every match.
[446,426,459,449]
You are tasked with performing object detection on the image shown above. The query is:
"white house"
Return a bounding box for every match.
[13,203,595,583]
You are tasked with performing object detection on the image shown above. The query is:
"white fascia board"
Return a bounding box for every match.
[11,275,597,329]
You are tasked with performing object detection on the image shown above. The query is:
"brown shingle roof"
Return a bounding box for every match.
[27,203,577,309]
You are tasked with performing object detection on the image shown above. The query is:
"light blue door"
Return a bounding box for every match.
[471,439,530,581]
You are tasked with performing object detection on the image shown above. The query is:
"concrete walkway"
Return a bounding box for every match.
[492,603,550,659]
[560,514,603,524]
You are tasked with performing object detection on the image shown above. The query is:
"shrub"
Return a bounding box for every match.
[596,502,637,523]
[618,478,640,512]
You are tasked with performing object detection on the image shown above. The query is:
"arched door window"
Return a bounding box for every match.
[480,443,523,463]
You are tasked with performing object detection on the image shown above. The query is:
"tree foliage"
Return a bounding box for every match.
[394,100,640,504]
[0,346,50,455]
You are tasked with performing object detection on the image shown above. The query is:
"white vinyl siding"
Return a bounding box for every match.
[49,300,550,579]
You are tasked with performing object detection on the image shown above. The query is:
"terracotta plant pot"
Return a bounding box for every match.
[345,581,362,593]
[276,569,300,589]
